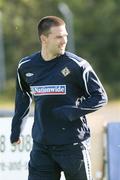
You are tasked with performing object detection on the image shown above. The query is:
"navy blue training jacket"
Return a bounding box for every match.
[10,51,108,145]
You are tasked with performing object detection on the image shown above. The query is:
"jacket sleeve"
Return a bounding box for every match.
[53,60,108,122]
[10,66,32,143]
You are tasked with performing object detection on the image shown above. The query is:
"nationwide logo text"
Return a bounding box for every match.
[30,85,66,96]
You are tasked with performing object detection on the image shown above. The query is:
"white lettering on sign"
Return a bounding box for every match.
[0,117,33,180]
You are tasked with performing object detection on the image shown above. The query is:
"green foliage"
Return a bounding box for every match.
[0,0,120,99]
[0,79,16,103]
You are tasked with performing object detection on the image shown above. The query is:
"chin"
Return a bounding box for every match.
[59,49,65,55]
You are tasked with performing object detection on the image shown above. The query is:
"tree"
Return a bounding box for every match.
[0,0,120,98]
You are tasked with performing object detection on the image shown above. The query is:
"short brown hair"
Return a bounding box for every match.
[38,16,65,37]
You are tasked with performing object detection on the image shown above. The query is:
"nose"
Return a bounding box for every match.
[61,36,67,44]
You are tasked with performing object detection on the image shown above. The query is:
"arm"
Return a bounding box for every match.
[53,60,108,121]
[10,65,32,143]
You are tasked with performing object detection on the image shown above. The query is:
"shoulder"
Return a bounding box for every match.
[65,51,90,70]
[18,51,40,69]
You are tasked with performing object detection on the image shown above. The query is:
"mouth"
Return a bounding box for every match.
[59,45,66,50]
[57,47,65,55]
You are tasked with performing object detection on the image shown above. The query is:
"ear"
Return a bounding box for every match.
[40,34,47,44]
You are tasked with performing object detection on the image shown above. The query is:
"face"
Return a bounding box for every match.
[41,25,68,57]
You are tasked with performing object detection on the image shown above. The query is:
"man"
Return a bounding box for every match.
[10,16,108,180]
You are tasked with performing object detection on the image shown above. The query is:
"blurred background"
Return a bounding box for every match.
[0,0,120,180]
[0,0,120,102]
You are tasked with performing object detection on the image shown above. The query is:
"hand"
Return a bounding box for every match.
[12,139,21,145]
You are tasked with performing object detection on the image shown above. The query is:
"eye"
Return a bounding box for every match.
[56,36,63,39]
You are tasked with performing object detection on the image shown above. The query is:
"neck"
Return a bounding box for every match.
[41,47,58,61]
